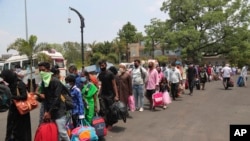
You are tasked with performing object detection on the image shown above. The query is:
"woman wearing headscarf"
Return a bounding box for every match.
[1,70,31,141]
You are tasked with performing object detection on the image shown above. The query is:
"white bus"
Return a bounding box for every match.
[0,62,4,73]
[3,50,66,80]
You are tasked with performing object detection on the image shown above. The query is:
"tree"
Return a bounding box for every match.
[62,42,82,67]
[7,35,45,92]
[144,18,168,58]
[160,0,250,63]
[118,22,138,62]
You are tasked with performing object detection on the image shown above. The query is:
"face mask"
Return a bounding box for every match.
[134,64,139,68]
[65,83,71,89]
[80,77,87,83]
[119,68,125,73]
[39,71,53,87]
[100,67,106,72]
[148,65,153,68]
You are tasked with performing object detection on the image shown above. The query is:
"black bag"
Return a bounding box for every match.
[111,101,127,123]
[0,84,11,112]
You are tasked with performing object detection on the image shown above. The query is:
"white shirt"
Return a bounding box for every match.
[169,67,182,83]
[241,66,248,76]
[221,66,232,78]
[131,66,148,85]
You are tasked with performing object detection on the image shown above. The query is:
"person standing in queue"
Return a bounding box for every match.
[38,62,70,141]
[97,60,119,130]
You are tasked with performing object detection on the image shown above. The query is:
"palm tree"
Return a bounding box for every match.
[7,35,46,92]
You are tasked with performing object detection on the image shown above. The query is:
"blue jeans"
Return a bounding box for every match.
[133,84,144,109]
[55,115,70,141]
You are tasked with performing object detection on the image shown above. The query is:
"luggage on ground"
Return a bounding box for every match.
[92,114,107,137]
[152,92,164,107]
[237,76,244,87]
[34,121,58,141]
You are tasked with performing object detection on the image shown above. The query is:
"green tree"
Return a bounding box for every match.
[7,35,45,92]
[144,18,167,58]
[118,22,138,62]
[160,0,250,63]
[62,41,82,67]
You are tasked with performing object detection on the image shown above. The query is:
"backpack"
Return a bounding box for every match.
[92,114,107,137]
[0,84,11,112]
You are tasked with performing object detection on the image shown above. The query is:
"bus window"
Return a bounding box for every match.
[22,60,29,69]
[10,62,21,70]
[54,59,64,68]
[33,59,38,68]
[3,63,9,70]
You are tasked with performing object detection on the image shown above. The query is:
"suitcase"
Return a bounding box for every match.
[152,92,164,107]
[34,121,58,141]
[92,114,107,137]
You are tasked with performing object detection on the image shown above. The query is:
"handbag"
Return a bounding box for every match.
[128,95,135,112]
[14,84,38,115]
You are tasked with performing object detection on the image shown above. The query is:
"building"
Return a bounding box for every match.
[128,42,181,63]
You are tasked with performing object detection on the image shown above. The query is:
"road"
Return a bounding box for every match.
[0,75,249,141]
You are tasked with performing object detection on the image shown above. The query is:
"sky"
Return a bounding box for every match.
[0,0,167,56]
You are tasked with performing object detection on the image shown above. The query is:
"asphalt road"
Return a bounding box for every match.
[0,75,249,141]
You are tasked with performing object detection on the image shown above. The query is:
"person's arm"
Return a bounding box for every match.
[112,79,119,101]
[127,73,133,95]
[76,89,84,116]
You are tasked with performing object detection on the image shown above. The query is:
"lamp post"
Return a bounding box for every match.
[24,0,28,40]
[69,7,85,66]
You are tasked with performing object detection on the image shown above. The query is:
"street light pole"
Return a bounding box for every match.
[24,0,28,40]
[69,7,85,67]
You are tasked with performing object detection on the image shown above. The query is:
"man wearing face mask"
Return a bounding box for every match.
[131,59,148,112]
[97,60,119,130]
[169,62,182,101]
[38,62,70,141]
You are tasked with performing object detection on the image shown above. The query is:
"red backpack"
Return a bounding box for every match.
[34,122,58,141]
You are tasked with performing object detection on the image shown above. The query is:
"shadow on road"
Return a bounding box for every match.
[109,126,126,133]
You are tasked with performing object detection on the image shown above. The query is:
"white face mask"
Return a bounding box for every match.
[119,68,125,73]
[65,83,71,89]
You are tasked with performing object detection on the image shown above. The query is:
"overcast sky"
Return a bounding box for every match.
[0,0,167,56]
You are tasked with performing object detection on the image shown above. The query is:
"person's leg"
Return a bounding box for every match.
[55,116,70,141]
[138,84,144,111]
[133,85,139,110]
[174,83,179,98]
[171,83,177,100]
[243,76,247,86]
